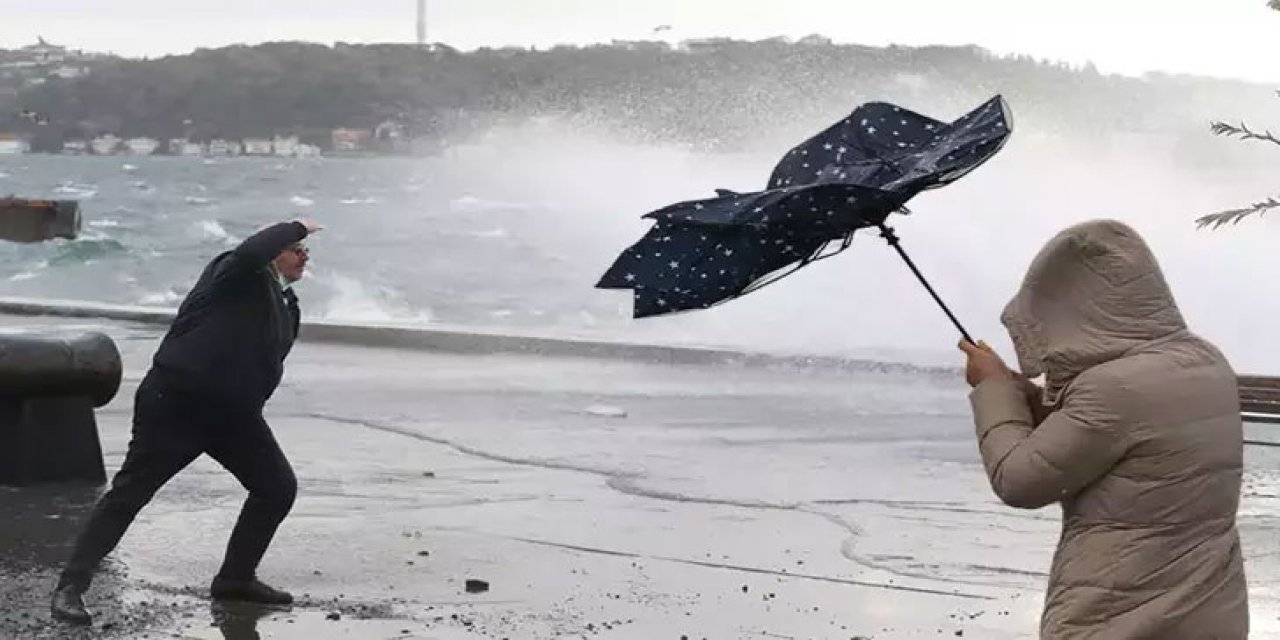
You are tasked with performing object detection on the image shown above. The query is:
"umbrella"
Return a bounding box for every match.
[596,95,1013,342]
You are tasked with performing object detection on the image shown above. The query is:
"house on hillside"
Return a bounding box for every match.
[20,37,67,64]
[676,37,736,54]
[0,38,97,90]
[50,65,87,79]
[797,34,833,47]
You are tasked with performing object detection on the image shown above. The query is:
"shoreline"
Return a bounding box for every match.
[0,295,962,377]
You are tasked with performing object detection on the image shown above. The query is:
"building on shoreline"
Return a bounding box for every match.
[2,119,412,158]
[89,134,120,156]
[206,139,242,156]
[0,133,29,155]
[124,137,160,155]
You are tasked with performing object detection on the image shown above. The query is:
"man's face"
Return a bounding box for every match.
[272,242,309,284]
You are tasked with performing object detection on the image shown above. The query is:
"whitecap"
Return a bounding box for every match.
[449,195,542,213]
[194,219,234,244]
[53,182,97,198]
[138,290,185,306]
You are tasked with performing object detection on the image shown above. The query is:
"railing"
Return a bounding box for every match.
[1240,375,1280,425]
[1241,376,1280,447]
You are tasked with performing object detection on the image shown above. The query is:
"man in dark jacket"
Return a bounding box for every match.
[51,219,323,624]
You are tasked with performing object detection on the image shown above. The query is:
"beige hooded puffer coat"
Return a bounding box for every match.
[968,219,1249,639]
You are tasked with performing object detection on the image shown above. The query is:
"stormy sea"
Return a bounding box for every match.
[2,121,1276,372]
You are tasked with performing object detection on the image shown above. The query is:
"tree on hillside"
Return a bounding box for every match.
[1194,1,1279,228]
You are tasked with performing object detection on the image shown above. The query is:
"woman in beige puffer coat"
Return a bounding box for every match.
[960,219,1249,639]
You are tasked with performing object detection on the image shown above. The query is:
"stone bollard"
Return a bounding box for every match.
[0,197,81,243]
[0,331,121,486]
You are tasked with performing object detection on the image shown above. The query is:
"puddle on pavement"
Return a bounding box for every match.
[173,602,475,640]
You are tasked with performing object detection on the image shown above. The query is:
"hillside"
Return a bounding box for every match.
[0,38,1274,153]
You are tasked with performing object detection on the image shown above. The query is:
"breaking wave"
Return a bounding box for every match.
[312,272,433,325]
[0,115,1274,373]
[52,181,98,198]
[47,237,129,265]
[193,219,235,244]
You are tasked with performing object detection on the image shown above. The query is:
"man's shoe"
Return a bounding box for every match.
[210,577,293,605]
[50,586,92,625]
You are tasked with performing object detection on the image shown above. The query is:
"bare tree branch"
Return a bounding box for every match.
[1211,121,1280,147]
[1193,10,1277,230]
[1195,196,1280,229]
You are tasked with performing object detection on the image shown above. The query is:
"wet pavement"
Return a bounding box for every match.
[1,315,1278,639]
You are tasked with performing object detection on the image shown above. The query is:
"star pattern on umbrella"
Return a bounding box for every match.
[598,96,1013,318]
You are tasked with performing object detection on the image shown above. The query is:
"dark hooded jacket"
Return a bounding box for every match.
[150,221,307,410]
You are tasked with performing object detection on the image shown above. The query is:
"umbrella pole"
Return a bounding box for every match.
[877,225,975,344]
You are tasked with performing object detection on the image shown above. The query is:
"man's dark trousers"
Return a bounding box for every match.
[57,372,297,591]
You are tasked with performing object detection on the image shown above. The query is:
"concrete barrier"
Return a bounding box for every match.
[0,330,120,486]
[0,296,957,377]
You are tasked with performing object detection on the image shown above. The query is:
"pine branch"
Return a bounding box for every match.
[1195,196,1280,229]
[1210,121,1280,147]
[1193,2,1278,229]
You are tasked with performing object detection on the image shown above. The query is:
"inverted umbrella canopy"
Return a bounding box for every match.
[597,95,1012,340]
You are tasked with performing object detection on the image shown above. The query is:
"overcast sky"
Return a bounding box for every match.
[1,0,1276,83]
